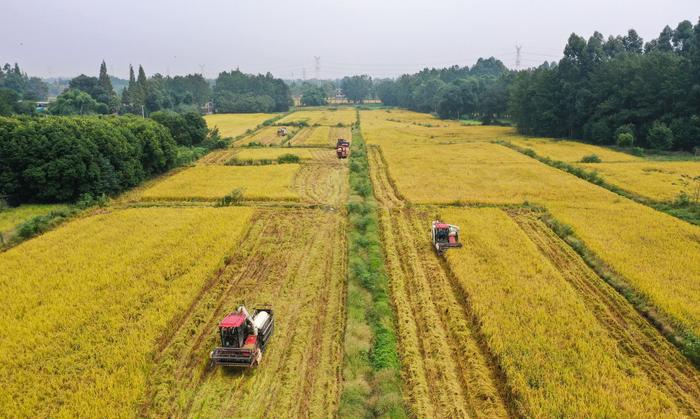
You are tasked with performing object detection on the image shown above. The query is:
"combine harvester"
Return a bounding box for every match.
[336,138,350,159]
[431,220,463,255]
[210,306,274,367]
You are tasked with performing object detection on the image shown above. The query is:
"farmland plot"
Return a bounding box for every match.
[293,148,349,207]
[139,165,301,202]
[362,109,700,338]
[204,113,277,138]
[238,126,299,146]
[441,207,700,417]
[0,207,253,417]
[508,136,641,162]
[278,108,356,126]
[141,209,346,417]
[368,141,700,416]
[576,161,700,202]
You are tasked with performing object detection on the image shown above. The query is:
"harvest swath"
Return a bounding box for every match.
[204,113,277,138]
[0,207,253,416]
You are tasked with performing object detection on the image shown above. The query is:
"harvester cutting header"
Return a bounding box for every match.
[210,306,274,368]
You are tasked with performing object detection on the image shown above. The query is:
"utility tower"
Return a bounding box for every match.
[302,68,306,80]
[515,45,522,70]
[314,56,321,80]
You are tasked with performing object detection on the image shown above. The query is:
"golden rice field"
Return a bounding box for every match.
[508,136,641,162]
[139,165,301,201]
[0,204,68,240]
[277,108,356,126]
[0,207,254,417]
[204,113,277,138]
[237,125,299,146]
[362,109,700,341]
[441,207,699,417]
[291,126,330,145]
[576,161,700,202]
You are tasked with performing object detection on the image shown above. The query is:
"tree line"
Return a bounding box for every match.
[374,58,512,123]
[0,63,49,115]
[510,19,700,151]
[0,116,177,203]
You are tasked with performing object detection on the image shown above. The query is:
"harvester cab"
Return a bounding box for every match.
[210,306,274,368]
[431,220,463,255]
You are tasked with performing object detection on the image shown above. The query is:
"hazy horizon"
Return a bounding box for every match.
[2,0,698,80]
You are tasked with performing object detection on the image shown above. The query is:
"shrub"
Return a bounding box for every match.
[150,110,207,146]
[580,154,602,163]
[631,146,646,156]
[276,153,300,164]
[647,121,674,150]
[217,188,244,206]
[616,132,635,147]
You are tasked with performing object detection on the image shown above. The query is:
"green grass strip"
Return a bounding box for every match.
[339,110,407,418]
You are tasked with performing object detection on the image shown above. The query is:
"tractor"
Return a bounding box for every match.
[431,220,463,255]
[210,306,274,367]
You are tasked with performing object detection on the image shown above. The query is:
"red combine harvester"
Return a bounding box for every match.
[210,306,274,367]
[336,138,350,159]
[431,220,463,255]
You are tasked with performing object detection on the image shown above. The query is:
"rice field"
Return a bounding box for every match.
[363,108,700,381]
[204,113,277,138]
[139,165,301,201]
[0,207,254,417]
[576,161,700,202]
[278,108,356,126]
[508,137,641,162]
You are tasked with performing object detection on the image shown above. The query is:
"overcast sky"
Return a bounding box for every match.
[2,0,698,80]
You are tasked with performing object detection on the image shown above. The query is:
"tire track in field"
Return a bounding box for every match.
[367,145,403,208]
[140,209,345,418]
[510,212,700,416]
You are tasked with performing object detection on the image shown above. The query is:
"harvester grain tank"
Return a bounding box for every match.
[336,138,350,159]
[210,306,274,367]
[431,220,463,255]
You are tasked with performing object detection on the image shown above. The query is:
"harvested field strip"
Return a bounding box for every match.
[367,145,403,208]
[141,209,346,418]
[379,208,511,418]
[237,126,299,146]
[442,207,689,417]
[291,126,331,146]
[330,126,352,142]
[293,157,348,207]
[510,211,700,415]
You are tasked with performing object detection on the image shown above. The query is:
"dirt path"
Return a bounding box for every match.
[140,208,346,418]
[511,211,700,416]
